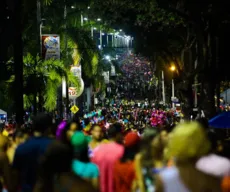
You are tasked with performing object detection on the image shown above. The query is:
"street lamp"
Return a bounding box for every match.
[105,55,110,61]
[170,65,176,109]
[170,65,176,72]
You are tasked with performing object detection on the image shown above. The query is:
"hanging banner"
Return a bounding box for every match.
[103,71,110,84]
[70,65,81,79]
[42,34,60,60]
[111,65,116,76]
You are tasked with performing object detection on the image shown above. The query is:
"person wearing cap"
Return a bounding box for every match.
[71,131,99,189]
[114,132,140,192]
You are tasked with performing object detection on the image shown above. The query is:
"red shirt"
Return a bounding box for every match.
[113,160,135,192]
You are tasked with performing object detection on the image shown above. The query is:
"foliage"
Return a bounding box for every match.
[23,53,80,111]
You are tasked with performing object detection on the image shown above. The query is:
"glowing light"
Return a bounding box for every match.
[105,55,110,60]
[170,65,176,72]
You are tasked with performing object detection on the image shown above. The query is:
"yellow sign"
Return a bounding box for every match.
[70,105,79,114]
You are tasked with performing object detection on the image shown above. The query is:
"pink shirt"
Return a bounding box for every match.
[92,142,124,192]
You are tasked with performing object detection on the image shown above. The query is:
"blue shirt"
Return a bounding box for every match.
[72,160,99,179]
[13,136,53,192]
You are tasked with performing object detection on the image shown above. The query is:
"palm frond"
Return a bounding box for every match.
[43,70,62,111]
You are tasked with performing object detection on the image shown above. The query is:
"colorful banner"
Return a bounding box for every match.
[42,34,60,60]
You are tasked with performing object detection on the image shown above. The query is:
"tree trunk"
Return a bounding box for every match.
[33,93,37,115]
[13,0,24,126]
[38,91,44,112]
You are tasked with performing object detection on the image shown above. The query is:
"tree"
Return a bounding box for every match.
[23,53,80,112]
[89,0,230,118]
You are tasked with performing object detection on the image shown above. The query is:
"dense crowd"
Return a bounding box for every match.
[0,107,230,192]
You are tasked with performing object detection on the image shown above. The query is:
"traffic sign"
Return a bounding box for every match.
[70,105,79,114]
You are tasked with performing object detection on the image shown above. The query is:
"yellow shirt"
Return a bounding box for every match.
[2,130,9,137]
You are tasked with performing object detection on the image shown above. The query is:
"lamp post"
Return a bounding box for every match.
[170,65,176,109]
[162,71,165,105]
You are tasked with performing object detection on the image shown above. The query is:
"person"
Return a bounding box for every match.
[12,113,54,192]
[34,141,97,192]
[196,130,230,177]
[0,134,16,192]
[7,130,28,164]
[92,123,124,192]
[155,122,221,192]
[83,118,91,135]
[71,131,99,189]
[88,124,108,158]
[114,132,140,192]
[134,128,164,192]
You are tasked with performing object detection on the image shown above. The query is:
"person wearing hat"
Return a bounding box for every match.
[155,122,221,192]
[114,132,140,192]
[71,131,99,189]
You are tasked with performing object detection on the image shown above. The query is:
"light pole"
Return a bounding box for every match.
[162,71,165,105]
[170,65,176,109]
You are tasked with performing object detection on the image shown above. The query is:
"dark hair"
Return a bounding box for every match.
[221,140,230,159]
[140,127,159,168]
[38,141,74,191]
[84,118,90,126]
[107,122,122,138]
[32,113,53,133]
[71,114,82,131]
[196,118,209,130]
[13,130,25,140]
[120,145,139,162]
[74,147,90,163]
[207,130,218,152]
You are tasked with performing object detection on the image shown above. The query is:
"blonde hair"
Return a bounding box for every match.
[167,121,210,160]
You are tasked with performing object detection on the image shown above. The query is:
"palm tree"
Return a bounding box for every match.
[23,53,81,112]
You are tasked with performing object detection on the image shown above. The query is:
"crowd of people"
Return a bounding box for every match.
[0,106,230,192]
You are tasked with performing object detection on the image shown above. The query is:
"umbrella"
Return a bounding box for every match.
[209,111,230,128]
[0,109,7,115]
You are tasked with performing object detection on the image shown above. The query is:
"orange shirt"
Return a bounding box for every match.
[222,176,230,192]
[114,160,135,192]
